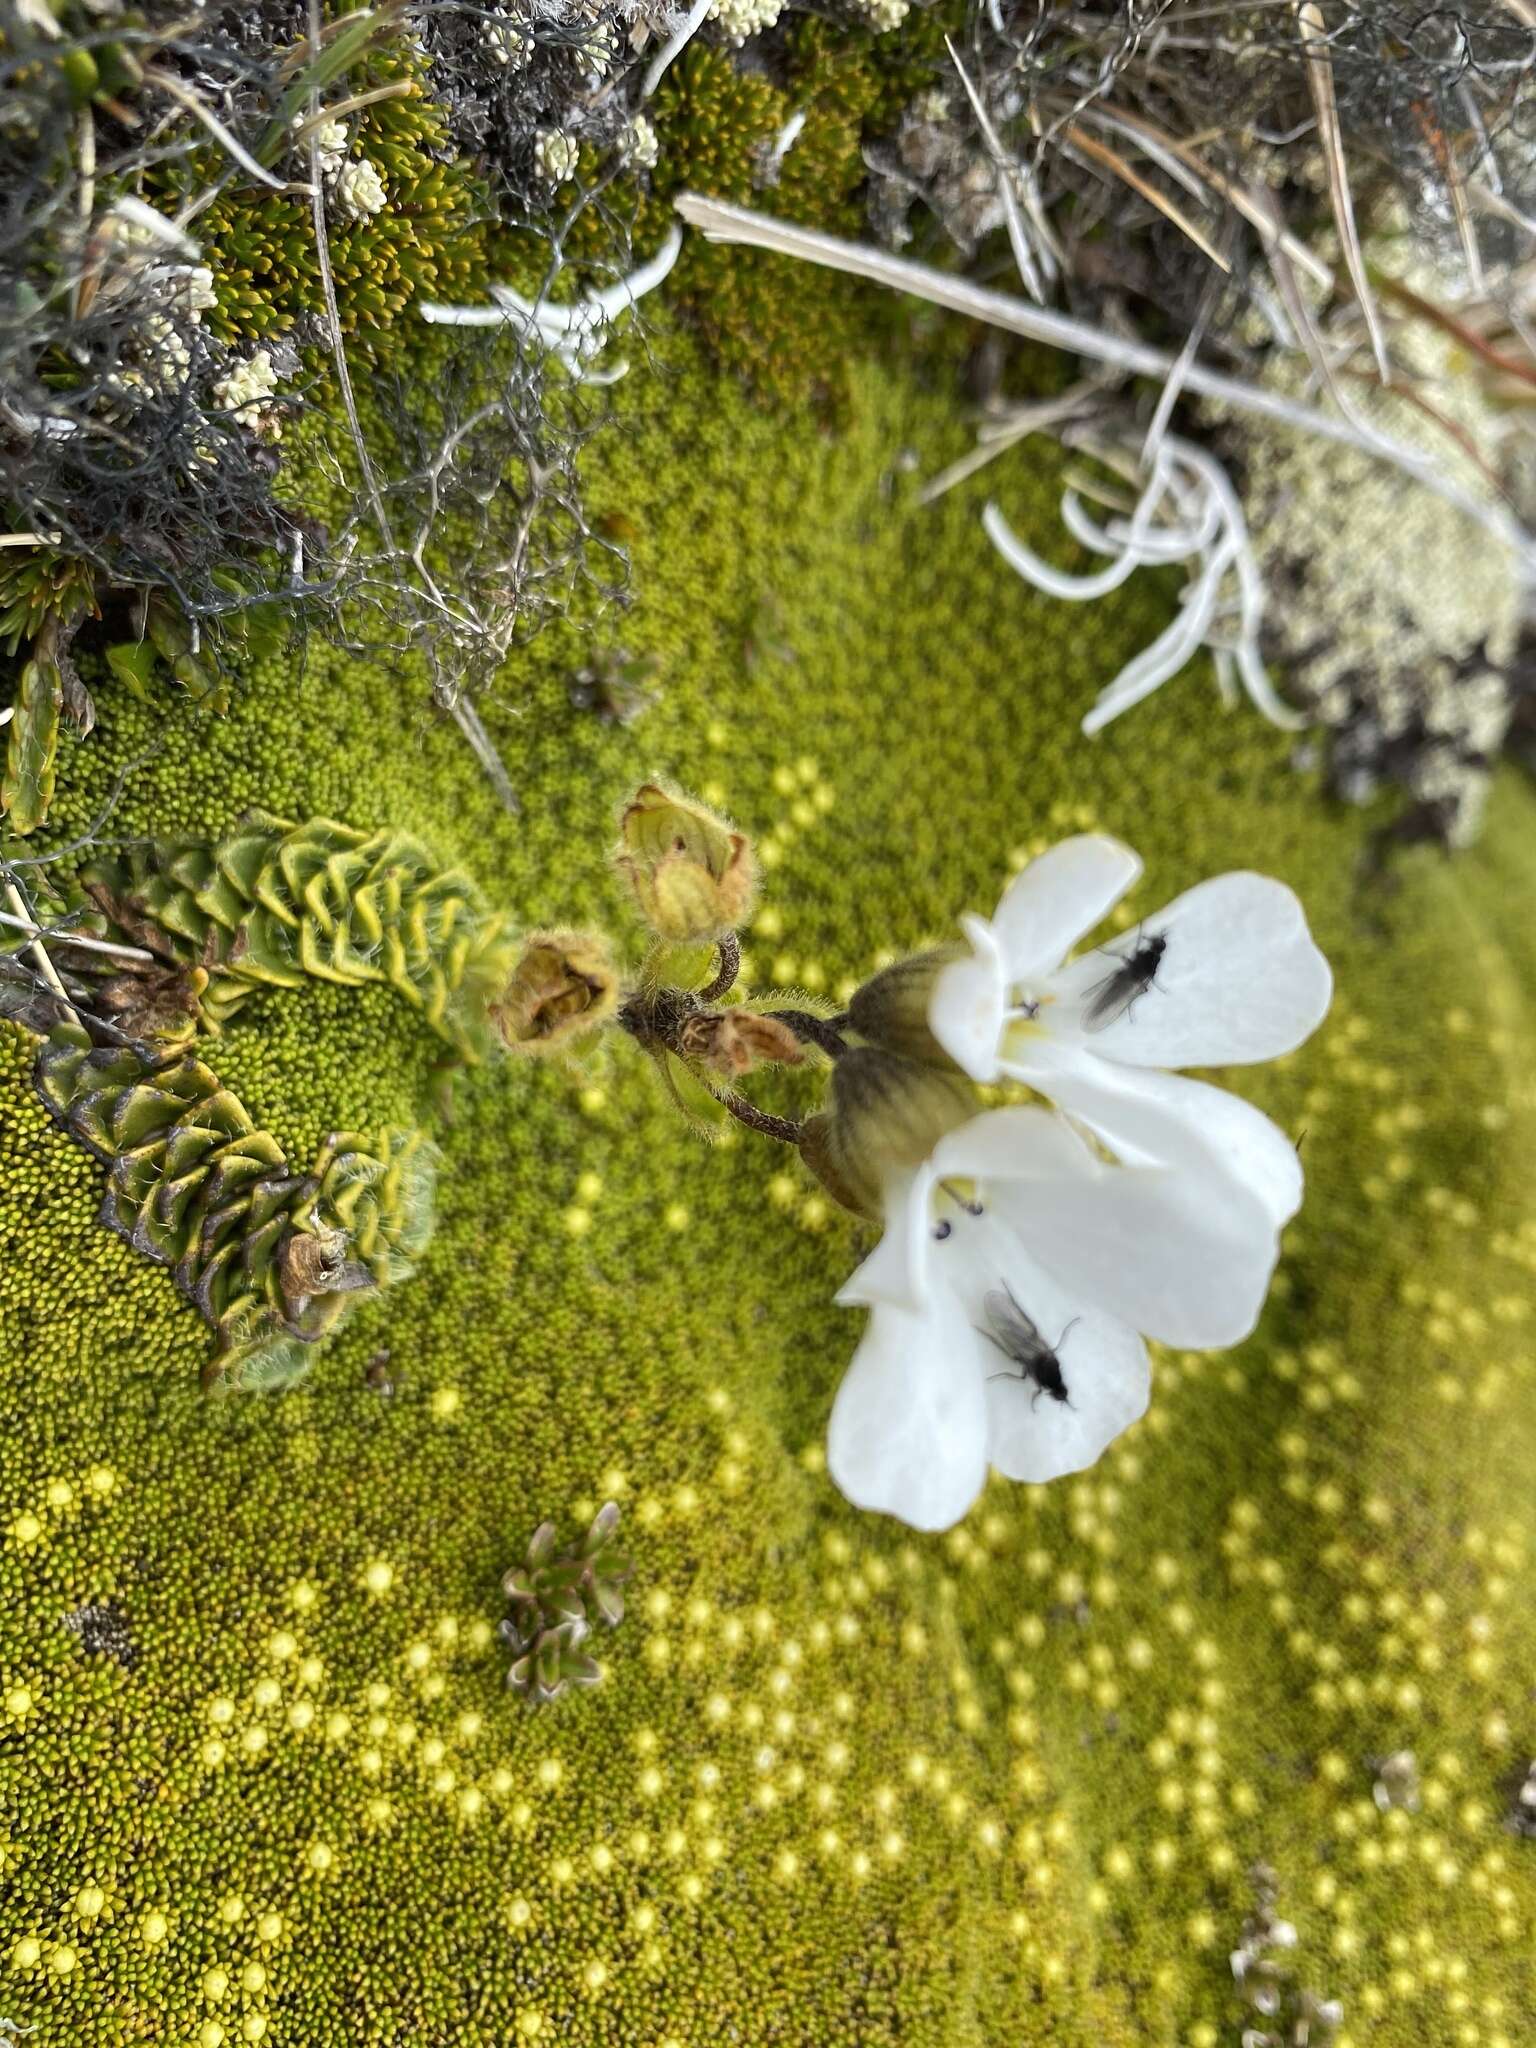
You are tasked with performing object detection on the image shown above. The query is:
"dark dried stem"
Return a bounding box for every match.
[767,1008,849,1060]
[698,931,740,1004]
[711,1088,803,1147]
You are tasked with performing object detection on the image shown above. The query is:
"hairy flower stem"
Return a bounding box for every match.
[712,1091,803,1146]
[767,1008,849,1060]
[617,978,804,1146]
[698,932,740,1004]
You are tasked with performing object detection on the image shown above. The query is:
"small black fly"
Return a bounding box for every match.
[1081,929,1168,1033]
[977,1284,1078,1409]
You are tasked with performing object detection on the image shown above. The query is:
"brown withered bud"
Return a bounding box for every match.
[490,931,619,1057]
[677,1008,805,1079]
[278,1225,374,1304]
[94,962,208,1043]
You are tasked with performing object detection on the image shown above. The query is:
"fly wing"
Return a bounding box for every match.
[1080,963,1133,1033]
[984,1286,1046,1359]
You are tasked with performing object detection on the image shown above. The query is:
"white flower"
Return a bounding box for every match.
[827,1105,1270,1530]
[534,129,580,185]
[334,157,387,221]
[626,114,660,171]
[928,835,1332,1225]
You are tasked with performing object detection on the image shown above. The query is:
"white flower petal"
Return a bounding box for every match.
[990,835,1143,981]
[1006,1039,1304,1229]
[983,1161,1277,1349]
[932,1103,1103,1186]
[1049,872,1332,1065]
[981,1266,1150,1483]
[826,1300,991,1531]
[836,1165,936,1315]
[928,915,1008,1080]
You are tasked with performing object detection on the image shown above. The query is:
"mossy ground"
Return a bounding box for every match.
[1,316,1534,2047]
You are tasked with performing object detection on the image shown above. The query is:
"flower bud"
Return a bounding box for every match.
[616,783,756,941]
[490,931,618,1056]
[843,947,965,1069]
[799,1047,973,1219]
[677,1007,803,1079]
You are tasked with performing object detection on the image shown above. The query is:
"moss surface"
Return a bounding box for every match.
[1,324,1533,2046]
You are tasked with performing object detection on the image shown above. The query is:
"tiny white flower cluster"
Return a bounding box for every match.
[292,111,351,181]
[534,128,580,185]
[708,0,785,45]
[213,348,283,441]
[856,0,909,27]
[140,264,218,388]
[581,19,619,79]
[482,13,531,68]
[114,239,219,394]
[312,117,350,177]
[293,112,388,222]
[335,156,388,222]
[625,114,659,171]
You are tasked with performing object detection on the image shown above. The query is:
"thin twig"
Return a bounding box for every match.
[0,910,156,964]
[1063,121,1230,272]
[642,0,711,98]
[673,194,1536,573]
[698,933,740,1005]
[141,68,292,190]
[3,882,79,1022]
[1294,2,1390,383]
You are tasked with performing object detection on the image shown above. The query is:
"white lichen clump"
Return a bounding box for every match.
[334,157,387,221]
[534,129,580,184]
[1202,270,1523,846]
[582,20,619,77]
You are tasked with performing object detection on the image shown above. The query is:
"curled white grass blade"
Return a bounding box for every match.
[1061,488,1217,563]
[1081,536,1237,734]
[984,497,1148,602]
[672,192,1536,574]
[1294,2,1390,383]
[642,0,712,98]
[424,228,683,347]
[1173,437,1307,730]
